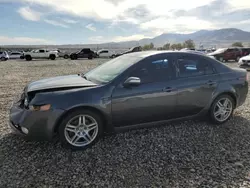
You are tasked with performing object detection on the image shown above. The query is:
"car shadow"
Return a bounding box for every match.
[1,115,250,187]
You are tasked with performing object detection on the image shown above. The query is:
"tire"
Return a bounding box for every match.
[25,55,32,61]
[219,57,225,62]
[88,54,93,59]
[70,54,77,60]
[1,57,6,61]
[58,109,104,150]
[49,54,56,60]
[209,94,235,124]
[64,54,69,59]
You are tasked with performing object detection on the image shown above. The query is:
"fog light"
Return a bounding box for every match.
[21,127,29,134]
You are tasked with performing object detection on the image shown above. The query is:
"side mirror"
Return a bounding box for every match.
[123,77,141,87]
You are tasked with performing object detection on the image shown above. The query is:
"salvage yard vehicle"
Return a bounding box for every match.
[114,46,142,57]
[9,51,248,150]
[238,54,250,70]
[24,49,58,61]
[208,48,242,62]
[0,51,9,61]
[9,52,23,59]
[70,48,95,60]
[97,49,114,58]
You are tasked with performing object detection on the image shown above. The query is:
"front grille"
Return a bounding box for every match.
[242,60,250,63]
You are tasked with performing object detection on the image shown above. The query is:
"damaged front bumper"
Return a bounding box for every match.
[9,100,65,141]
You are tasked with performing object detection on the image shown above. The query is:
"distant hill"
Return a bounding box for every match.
[2,28,250,50]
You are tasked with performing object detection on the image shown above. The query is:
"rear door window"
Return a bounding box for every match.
[177,55,214,78]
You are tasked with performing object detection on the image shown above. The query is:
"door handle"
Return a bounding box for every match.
[162,87,174,92]
[206,80,217,86]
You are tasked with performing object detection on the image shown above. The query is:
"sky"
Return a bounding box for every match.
[0,0,250,45]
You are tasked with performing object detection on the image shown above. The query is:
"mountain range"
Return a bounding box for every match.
[3,28,250,50]
[109,28,250,48]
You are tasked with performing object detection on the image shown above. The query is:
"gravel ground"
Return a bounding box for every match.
[0,59,250,188]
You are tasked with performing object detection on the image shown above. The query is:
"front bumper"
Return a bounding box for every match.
[239,64,250,70]
[9,101,65,141]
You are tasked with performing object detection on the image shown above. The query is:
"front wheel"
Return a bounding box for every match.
[58,110,103,150]
[209,95,235,124]
[25,55,32,61]
[1,57,6,61]
[219,57,225,62]
[64,54,69,59]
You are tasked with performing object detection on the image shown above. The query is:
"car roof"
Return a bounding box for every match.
[124,50,208,58]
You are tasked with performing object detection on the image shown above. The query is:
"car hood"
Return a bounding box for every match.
[240,55,250,60]
[27,75,97,92]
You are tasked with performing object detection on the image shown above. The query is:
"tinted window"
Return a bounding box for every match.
[177,55,214,78]
[131,56,174,83]
[100,50,108,53]
[82,49,90,53]
[39,50,45,53]
[11,53,21,55]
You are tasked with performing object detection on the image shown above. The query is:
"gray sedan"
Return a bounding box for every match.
[9,51,248,150]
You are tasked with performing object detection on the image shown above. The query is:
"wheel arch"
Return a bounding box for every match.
[212,91,237,109]
[53,105,110,134]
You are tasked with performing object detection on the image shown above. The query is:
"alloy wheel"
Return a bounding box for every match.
[213,98,233,122]
[64,115,98,147]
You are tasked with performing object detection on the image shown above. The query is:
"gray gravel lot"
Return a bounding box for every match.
[0,58,250,188]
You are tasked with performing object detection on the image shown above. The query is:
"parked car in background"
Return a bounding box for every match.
[208,48,242,62]
[97,49,114,58]
[114,46,142,57]
[0,51,9,61]
[238,54,250,70]
[52,50,70,59]
[9,51,248,150]
[24,49,58,61]
[70,48,95,60]
[240,47,250,57]
[9,52,23,59]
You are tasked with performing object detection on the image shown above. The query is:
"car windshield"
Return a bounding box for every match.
[214,48,227,53]
[84,55,142,84]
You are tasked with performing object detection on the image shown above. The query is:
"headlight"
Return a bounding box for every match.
[29,104,51,111]
[238,59,243,64]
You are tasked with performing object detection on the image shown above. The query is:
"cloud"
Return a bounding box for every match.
[0,36,52,45]
[17,6,41,21]
[140,16,215,33]
[62,19,78,24]
[89,36,105,43]
[86,23,96,31]
[112,34,151,42]
[44,19,69,28]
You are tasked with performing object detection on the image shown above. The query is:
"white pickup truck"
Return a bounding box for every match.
[24,49,58,61]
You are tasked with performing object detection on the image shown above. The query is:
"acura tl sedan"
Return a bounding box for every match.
[9,51,248,150]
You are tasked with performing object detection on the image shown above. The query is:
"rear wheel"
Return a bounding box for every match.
[88,54,93,59]
[64,54,69,59]
[49,54,56,60]
[58,110,103,150]
[209,95,235,124]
